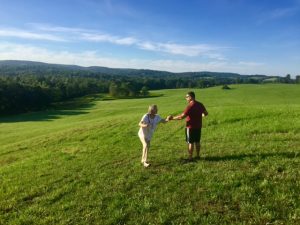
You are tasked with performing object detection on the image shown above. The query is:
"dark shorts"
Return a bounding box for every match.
[185,128,201,143]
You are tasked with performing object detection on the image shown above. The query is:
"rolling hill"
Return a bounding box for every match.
[0,84,299,224]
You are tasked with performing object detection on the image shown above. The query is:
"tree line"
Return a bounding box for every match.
[0,62,299,115]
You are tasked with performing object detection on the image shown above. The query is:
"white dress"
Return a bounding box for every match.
[138,114,162,141]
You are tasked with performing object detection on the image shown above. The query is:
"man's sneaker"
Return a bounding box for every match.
[143,162,150,168]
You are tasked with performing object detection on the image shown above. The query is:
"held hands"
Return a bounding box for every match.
[166,115,173,121]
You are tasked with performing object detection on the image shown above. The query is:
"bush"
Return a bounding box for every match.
[222,85,231,90]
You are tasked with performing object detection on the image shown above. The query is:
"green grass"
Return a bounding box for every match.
[0,84,299,225]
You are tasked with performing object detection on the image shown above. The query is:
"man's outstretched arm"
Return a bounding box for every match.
[173,113,186,120]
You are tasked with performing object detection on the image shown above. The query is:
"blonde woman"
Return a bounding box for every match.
[138,105,171,167]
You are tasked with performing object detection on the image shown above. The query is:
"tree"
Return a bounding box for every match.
[222,84,231,90]
[109,82,119,97]
[140,86,149,96]
[285,74,291,83]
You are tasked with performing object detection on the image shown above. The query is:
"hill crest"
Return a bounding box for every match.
[0,60,267,79]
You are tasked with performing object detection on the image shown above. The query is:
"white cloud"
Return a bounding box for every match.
[137,42,157,51]
[0,42,265,74]
[269,7,298,19]
[0,28,66,42]
[257,6,299,24]
[138,41,226,58]
[158,43,213,57]
[29,23,87,33]
[114,37,137,45]
[80,33,137,45]
[1,24,227,58]
[237,61,264,66]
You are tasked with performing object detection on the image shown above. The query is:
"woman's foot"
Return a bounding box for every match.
[143,162,150,167]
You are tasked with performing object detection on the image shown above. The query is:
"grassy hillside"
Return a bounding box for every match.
[0,84,299,224]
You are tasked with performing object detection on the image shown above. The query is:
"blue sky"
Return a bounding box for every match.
[0,0,299,76]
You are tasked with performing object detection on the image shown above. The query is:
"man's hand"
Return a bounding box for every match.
[173,113,185,120]
[166,115,173,121]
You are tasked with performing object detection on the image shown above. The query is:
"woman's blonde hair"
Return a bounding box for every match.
[148,104,158,114]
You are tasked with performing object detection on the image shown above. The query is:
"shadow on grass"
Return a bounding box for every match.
[0,93,164,123]
[207,112,281,127]
[153,152,299,169]
[203,151,299,162]
[0,100,95,123]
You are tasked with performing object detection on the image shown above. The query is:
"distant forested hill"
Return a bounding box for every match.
[0,60,260,78]
[0,60,296,115]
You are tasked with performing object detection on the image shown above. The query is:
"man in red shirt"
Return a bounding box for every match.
[172,91,208,161]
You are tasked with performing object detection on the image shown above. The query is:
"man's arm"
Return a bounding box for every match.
[173,113,186,120]
[160,115,173,123]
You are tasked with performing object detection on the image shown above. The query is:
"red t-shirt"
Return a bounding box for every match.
[183,100,207,128]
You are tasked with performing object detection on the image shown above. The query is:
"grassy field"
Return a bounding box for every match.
[0,84,299,225]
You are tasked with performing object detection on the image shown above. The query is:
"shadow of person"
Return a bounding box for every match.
[203,151,298,162]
